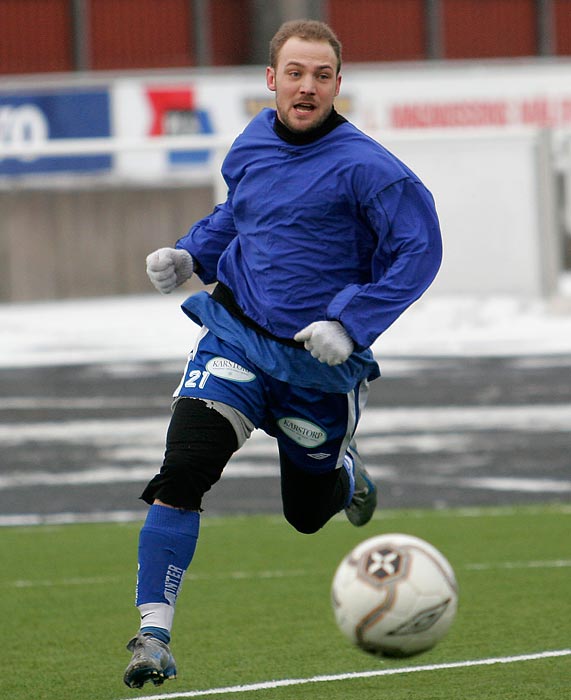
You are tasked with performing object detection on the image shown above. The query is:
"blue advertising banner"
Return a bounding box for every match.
[0,89,112,176]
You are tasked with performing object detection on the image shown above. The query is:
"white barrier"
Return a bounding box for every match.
[377,127,561,297]
[0,134,232,204]
[0,128,565,298]
[0,133,230,155]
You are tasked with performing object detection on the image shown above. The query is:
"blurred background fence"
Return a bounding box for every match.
[1,0,570,72]
[1,0,571,302]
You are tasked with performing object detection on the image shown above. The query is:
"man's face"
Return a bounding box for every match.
[266,36,341,133]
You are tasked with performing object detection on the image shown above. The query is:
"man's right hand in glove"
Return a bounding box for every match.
[146,247,194,294]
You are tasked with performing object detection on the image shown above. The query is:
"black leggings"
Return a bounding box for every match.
[141,398,349,533]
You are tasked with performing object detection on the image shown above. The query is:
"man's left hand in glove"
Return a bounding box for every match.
[294,320,354,366]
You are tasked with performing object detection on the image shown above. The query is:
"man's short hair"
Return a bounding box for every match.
[269,19,342,74]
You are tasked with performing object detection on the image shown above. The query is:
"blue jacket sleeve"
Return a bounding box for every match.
[175,195,237,285]
[326,178,442,350]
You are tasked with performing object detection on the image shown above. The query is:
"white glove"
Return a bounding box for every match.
[294,320,354,366]
[146,247,194,294]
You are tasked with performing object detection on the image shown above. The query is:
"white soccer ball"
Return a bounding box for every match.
[331,533,458,657]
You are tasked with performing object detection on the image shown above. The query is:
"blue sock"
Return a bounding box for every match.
[140,626,171,644]
[136,504,200,640]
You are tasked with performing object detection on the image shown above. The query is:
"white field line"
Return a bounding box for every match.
[117,649,571,700]
[465,559,571,571]
[4,559,571,589]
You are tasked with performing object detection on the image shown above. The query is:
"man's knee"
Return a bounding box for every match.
[283,508,327,535]
[141,399,238,509]
[280,454,348,535]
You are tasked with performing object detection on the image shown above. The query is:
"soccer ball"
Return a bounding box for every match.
[331,533,458,657]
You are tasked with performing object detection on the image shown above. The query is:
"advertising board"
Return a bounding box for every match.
[1,60,571,181]
[0,89,112,176]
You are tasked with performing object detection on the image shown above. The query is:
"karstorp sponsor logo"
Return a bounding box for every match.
[278,417,327,448]
[206,357,256,382]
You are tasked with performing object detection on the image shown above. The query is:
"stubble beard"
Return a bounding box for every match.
[276,104,332,134]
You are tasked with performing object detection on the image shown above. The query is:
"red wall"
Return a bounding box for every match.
[329,0,426,62]
[210,0,252,66]
[89,0,193,70]
[0,0,73,73]
[442,0,537,59]
[554,0,571,54]
[0,0,570,75]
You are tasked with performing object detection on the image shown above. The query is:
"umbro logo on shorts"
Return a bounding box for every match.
[308,453,331,460]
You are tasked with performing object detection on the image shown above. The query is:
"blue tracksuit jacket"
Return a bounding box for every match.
[176,108,442,391]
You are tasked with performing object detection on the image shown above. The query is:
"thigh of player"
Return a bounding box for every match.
[265,378,369,474]
[173,327,267,427]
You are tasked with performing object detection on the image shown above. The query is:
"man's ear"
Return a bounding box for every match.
[266,66,276,92]
[335,74,342,97]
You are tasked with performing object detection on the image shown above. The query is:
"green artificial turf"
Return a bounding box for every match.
[1,504,569,699]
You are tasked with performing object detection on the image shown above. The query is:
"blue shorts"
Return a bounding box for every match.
[174,329,369,474]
